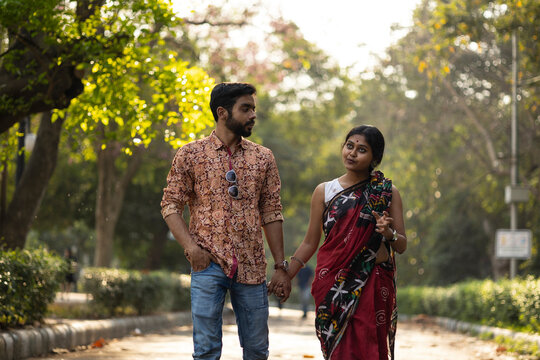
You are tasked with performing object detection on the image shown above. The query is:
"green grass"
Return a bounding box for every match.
[492,335,540,359]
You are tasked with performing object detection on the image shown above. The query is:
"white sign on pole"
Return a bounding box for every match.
[495,229,532,259]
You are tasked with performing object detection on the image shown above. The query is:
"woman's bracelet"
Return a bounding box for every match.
[290,256,306,268]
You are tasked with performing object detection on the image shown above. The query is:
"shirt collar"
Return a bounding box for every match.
[209,130,247,151]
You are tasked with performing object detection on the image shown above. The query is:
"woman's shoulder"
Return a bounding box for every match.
[391,183,402,197]
[313,182,326,195]
[310,183,327,210]
[313,180,331,199]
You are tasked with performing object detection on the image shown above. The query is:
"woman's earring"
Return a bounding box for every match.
[371,161,378,168]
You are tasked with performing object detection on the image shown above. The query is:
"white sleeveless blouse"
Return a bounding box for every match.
[324,178,344,206]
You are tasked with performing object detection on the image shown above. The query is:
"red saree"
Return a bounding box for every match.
[312,171,397,360]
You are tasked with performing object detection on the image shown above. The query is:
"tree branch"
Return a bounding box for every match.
[76,0,106,22]
[182,18,248,27]
[442,77,503,174]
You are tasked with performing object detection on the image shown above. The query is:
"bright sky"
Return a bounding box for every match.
[174,0,422,74]
[269,0,422,72]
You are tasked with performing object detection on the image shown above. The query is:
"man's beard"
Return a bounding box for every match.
[225,113,254,137]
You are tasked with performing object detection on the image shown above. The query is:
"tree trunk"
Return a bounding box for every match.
[94,144,144,267]
[0,112,64,248]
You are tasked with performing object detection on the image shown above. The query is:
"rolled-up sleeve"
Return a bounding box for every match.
[161,148,193,219]
[259,152,283,225]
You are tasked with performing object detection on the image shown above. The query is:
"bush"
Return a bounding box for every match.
[81,268,190,316]
[151,272,191,312]
[124,272,164,315]
[82,268,130,316]
[398,276,540,333]
[0,247,66,329]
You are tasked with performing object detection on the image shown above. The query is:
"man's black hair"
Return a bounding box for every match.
[209,82,257,121]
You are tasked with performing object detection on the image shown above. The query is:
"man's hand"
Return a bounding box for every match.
[268,269,291,303]
[165,214,215,271]
[185,245,214,272]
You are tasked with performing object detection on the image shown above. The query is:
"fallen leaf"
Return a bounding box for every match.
[91,338,106,348]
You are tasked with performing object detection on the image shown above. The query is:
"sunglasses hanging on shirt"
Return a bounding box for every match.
[225,146,239,199]
[226,169,239,199]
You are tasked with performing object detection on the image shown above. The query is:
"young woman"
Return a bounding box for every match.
[286,125,407,359]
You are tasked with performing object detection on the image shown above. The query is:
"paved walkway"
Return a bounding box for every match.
[53,292,91,304]
[2,293,537,359]
[21,307,526,360]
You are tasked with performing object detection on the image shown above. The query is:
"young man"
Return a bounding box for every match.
[161,82,291,359]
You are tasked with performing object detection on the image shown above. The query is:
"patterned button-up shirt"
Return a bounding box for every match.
[161,131,283,284]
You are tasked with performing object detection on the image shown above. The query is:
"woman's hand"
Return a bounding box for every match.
[372,210,394,240]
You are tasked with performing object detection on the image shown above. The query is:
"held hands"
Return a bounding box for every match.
[267,269,291,303]
[372,210,394,240]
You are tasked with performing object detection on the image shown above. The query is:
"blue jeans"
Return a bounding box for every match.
[190,262,269,360]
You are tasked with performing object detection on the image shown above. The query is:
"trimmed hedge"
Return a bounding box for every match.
[398,276,540,333]
[0,248,190,328]
[81,268,190,316]
[0,247,66,329]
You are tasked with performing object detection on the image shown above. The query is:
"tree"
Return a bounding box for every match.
[0,0,212,131]
[0,0,188,249]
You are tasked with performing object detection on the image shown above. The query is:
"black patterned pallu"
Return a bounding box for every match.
[311,171,397,359]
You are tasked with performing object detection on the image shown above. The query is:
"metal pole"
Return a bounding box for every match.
[509,30,518,278]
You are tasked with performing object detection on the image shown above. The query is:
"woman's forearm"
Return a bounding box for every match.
[288,241,319,279]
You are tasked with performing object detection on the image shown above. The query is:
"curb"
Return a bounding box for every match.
[0,312,191,360]
[433,316,540,347]
[400,314,540,347]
